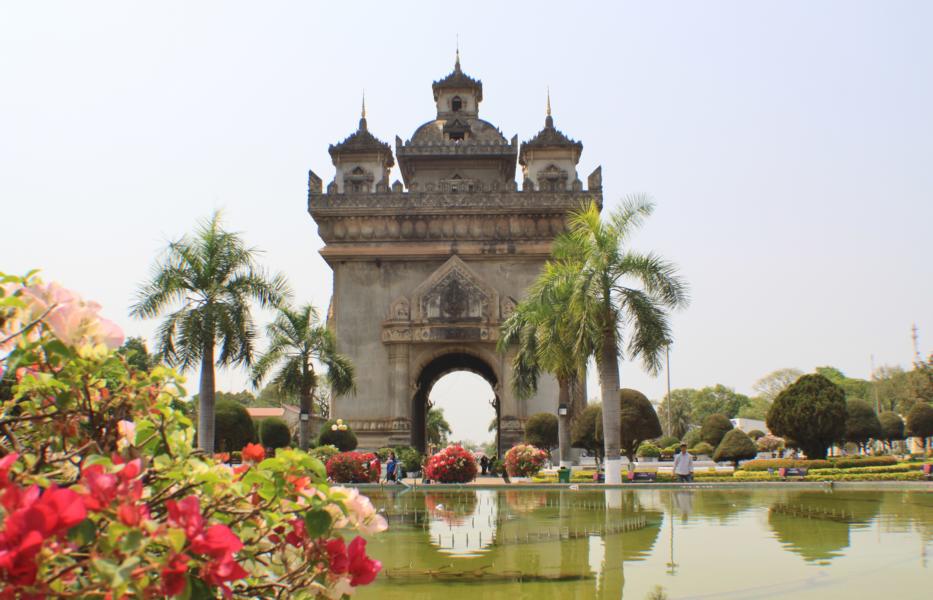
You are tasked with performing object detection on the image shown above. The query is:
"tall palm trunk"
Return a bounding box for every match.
[598,325,622,483]
[557,377,572,467]
[198,341,215,453]
[299,381,313,450]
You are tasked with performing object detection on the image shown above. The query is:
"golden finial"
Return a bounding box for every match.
[455,35,461,69]
[546,87,551,117]
[361,90,366,119]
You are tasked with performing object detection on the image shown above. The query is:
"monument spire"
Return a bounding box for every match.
[545,87,554,128]
[359,90,367,130]
[455,35,461,70]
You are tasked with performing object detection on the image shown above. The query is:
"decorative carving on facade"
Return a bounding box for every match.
[587,166,602,191]
[537,164,569,191]
[501,296,517,320]
[410,256,499,324]
[308,170,322,195]
[387,297,410,321]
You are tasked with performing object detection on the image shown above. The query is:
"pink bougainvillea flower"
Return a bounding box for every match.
[347,536,381,586]
[241,443,265,464]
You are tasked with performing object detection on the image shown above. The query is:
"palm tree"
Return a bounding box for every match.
[657,390,692,439]
[498,268,588,467]
[131,212,289,453]
[556,197,688,483]
[251,303,355,449]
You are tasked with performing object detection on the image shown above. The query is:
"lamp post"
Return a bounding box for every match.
[665,344,672,436]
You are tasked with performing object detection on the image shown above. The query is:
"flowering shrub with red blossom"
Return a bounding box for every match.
[326,452,380,483]
[0,272,386,598]
[504,443,548,477]
[424,445,478,483]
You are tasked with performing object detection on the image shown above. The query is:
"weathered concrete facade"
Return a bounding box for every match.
[308,56,601,451]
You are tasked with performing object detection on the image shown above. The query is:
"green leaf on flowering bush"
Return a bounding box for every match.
[167,527,187,553]
[184,575,214,600]
[67,518,96,546]
[304,508,331,538]
[43,339,73,359]
[121,529,144,553]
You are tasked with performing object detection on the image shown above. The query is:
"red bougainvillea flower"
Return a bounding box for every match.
[285,518,307,548]
[0,453,18,488]
[189,524,243,560]
[201,555,248,597]
[241,443,265,464]
[166,496,204,539]
[116,501,149,527]
[347,536,381,586]
[161,553,190,596]
[325,537,349,574]
[0,484,87,586]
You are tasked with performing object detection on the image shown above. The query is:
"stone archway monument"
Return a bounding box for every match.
[307,56,601,451]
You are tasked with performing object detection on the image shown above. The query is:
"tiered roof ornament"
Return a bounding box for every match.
[519,90,583,166]
[431,50,483,103]
[328,94,394,167]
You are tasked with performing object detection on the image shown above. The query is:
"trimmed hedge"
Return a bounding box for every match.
[214,399,257,452]
[741,459,831,471]
[740,456,897,471]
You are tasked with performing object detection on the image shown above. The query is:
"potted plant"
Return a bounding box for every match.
[397,447,423,478]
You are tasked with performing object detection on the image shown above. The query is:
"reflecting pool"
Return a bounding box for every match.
[358,487,932,599]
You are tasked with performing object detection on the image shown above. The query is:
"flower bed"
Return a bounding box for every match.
[424,445,477,483]
[504,443,548,477]
[327,451,381,483]
[0,272,386,597]
[740,456,897,471]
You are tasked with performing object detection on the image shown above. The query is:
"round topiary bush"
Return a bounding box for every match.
[713,429,758,466]
[690,441,715,456]
[425,445,478,483]
[524,413,559,451]
[766,373,847,459]
[878,411,905,449]
[504,443,548,477]
[317,418,358,451]
[326,451,380,483]
[571,404,604,462]
[259,417,291,450]
[681,428,702,449]
[214,399,256,453]
[700,414,734,448]
[656,435,681,449]
[636,441,661,458]
[906,402,933,450]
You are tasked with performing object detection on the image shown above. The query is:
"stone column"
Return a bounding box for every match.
[387,343,411,446]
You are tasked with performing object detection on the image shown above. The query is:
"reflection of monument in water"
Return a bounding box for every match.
[367,489,662,597]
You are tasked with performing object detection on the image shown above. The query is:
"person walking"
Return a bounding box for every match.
[673,444,694,483]
[385,451,398,484]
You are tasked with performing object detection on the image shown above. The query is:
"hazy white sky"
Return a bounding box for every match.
[3,1,931,445]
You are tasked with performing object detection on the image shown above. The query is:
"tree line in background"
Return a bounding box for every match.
[656,360,933,441]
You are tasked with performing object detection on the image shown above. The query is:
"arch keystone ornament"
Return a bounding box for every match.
[308,59,600,451]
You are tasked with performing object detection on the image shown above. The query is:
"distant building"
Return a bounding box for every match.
[730,418,769,435]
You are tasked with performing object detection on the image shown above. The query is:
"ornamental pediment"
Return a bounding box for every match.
[411,255,499,324]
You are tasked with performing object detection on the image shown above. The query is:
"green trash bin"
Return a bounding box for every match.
[558,467,571,484]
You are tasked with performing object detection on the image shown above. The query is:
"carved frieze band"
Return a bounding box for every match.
[308,191,600,212]
[382,325,496,344]
[315,213,572,243]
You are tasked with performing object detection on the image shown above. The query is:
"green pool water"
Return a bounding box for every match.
[357,486,932,599]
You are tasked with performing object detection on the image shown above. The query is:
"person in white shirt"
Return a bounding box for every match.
[673,444,694,483]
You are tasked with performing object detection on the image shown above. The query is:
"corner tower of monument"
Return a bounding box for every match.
[307,57,602,452]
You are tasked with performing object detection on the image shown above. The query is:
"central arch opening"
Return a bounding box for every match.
[412,352,499,456]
